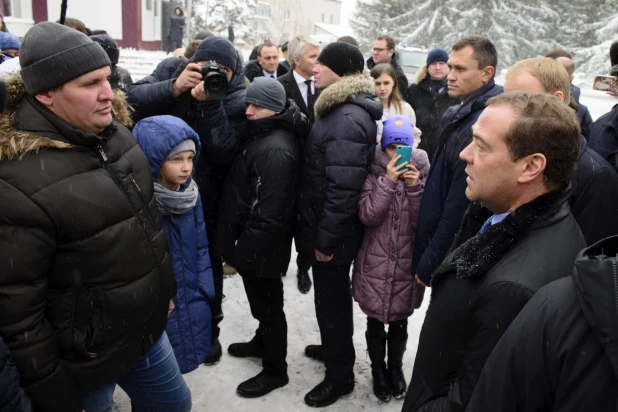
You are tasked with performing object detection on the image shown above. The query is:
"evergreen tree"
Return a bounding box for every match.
[190,0,257,44]
[351,0,415,51]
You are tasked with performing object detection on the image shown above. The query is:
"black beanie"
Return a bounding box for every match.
[20,22,110,95]
[189,36,237,70]
[318,42,364,78]
[90,34,120,65]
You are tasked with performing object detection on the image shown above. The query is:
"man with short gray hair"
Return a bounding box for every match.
[278,36,322,294]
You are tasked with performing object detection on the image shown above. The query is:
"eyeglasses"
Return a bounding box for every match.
[372,48,387,52]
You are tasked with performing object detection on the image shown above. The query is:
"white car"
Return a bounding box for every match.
[396,46,428,84]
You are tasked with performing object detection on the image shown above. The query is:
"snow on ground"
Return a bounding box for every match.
[111,50,617,411]
[113,246,430,411]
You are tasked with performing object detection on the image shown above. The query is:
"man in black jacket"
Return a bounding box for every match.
[468,236,618,411]
[127,36,246,365]
[503,57,618,245]
[412,35,502,288]
[366,35,408,96]
[89,33,133,93]
[405,48,459,159]
[278,35,321,293]
[245,41,289,82]
[216,77,309,398]
[0,22,181,412]
[297,41,382,407]
[403,92,585,412]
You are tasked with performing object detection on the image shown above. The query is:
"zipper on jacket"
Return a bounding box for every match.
[130,178,156,228]
[613,260,618,321]
[97,145,108,163]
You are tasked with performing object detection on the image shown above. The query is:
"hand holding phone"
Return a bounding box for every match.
[593,76,618,94]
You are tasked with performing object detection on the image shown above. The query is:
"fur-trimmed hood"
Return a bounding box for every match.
[415,64,429,84]
[314,73,382,121]
[0,75,133,161]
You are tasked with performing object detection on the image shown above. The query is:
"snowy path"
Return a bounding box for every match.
[113,247,430,411]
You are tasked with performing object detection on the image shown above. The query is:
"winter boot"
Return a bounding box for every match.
[366,331,391,402]
[387,333,408,400]
[204,338,222,365]
[228,333,264,358]
[297,268,312,294]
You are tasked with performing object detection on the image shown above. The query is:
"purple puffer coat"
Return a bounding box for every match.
[352,147,430,323]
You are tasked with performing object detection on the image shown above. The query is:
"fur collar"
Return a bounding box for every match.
[0,75,133,161]
[431,186,571,288]
[314,73,377,120]
[415,64,428,84]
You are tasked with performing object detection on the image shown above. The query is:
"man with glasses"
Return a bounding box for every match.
[366,35,408,96]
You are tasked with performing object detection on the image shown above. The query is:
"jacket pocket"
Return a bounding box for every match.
[71,286,106,360]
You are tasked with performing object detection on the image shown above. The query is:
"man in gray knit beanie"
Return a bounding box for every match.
[0,21,191,411]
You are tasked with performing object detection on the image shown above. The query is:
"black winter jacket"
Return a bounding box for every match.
[0,336,30,411]
[296,74,382,265]
[570,136,618,245]
[589,103,618,172]
[126,56,246,239]
[367,53,409,97]
[0,78,174,412]
[412,80,503,285]
[405,65,459,159]
[403,188,586,412]
[468,236,618,412]
[244,59,289,83]
[216,101,309,278]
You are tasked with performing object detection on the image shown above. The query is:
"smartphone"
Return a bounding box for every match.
[395,146,412,168]
[592,75,618,93]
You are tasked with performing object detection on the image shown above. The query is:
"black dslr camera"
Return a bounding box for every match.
[199,61,229,99]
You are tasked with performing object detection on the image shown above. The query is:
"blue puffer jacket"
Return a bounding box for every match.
[0,336,30,412]
[127,53,246,240]
[133,115,215,374]
[412,80,503,285]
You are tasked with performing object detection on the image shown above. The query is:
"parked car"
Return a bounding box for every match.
[396,46,428,84]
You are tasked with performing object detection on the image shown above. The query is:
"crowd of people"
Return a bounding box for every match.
[0,18,617,412]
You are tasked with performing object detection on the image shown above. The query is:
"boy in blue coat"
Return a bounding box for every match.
[133,115,215,374]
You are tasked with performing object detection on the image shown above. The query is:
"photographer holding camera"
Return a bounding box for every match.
[127,36,246,365]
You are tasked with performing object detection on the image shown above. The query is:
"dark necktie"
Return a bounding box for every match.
[477,216,494,235]
[270,75,275,79]
[305,79,315,113]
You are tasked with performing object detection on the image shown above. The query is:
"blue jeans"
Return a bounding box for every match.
[80,332,191,412]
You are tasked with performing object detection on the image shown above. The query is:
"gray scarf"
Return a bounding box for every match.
[154,180,199,216]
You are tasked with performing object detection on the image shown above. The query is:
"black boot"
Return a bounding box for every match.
[304,344,323,362]
[204,338,222,365]
[366,331,391,402]
[297,268,312,294]
[387,333,408,400]
[236,371,289,398]
[228,333,264,358]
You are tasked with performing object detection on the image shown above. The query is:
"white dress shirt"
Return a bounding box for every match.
[264,69,277,79]
[293,70,315,107]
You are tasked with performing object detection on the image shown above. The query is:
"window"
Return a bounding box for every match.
[321,13,325,22]
[257,2,270,19]
[146,0,152,11]
[330,14,333,24]
[284,9,290,21]
[4,0,22,18]
[154,0,158,16]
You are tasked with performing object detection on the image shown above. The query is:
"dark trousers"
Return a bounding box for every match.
[366,317,408,339]
[313,263,355,385]
[295,235,312,272]
[240,275,288,377]
[210,253,224,340]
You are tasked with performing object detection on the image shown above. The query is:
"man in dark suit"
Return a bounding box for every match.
[278,36,321,122]
[277,36,321,293]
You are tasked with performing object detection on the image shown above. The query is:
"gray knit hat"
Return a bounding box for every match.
[245,77,286,113]
[20,22,111,95]
[167,139,196,159]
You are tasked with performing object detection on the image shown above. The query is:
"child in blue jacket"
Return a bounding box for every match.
[133,115,215,374]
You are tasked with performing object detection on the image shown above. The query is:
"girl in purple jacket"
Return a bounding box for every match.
[352,115,429,403]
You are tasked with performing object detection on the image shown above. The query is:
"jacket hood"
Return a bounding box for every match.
[572,235,618,378]
[415,64,429,84]
[132,115,201,181]
[0,74,133,161]
[314,73,382,121]
[245,99,311,142]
